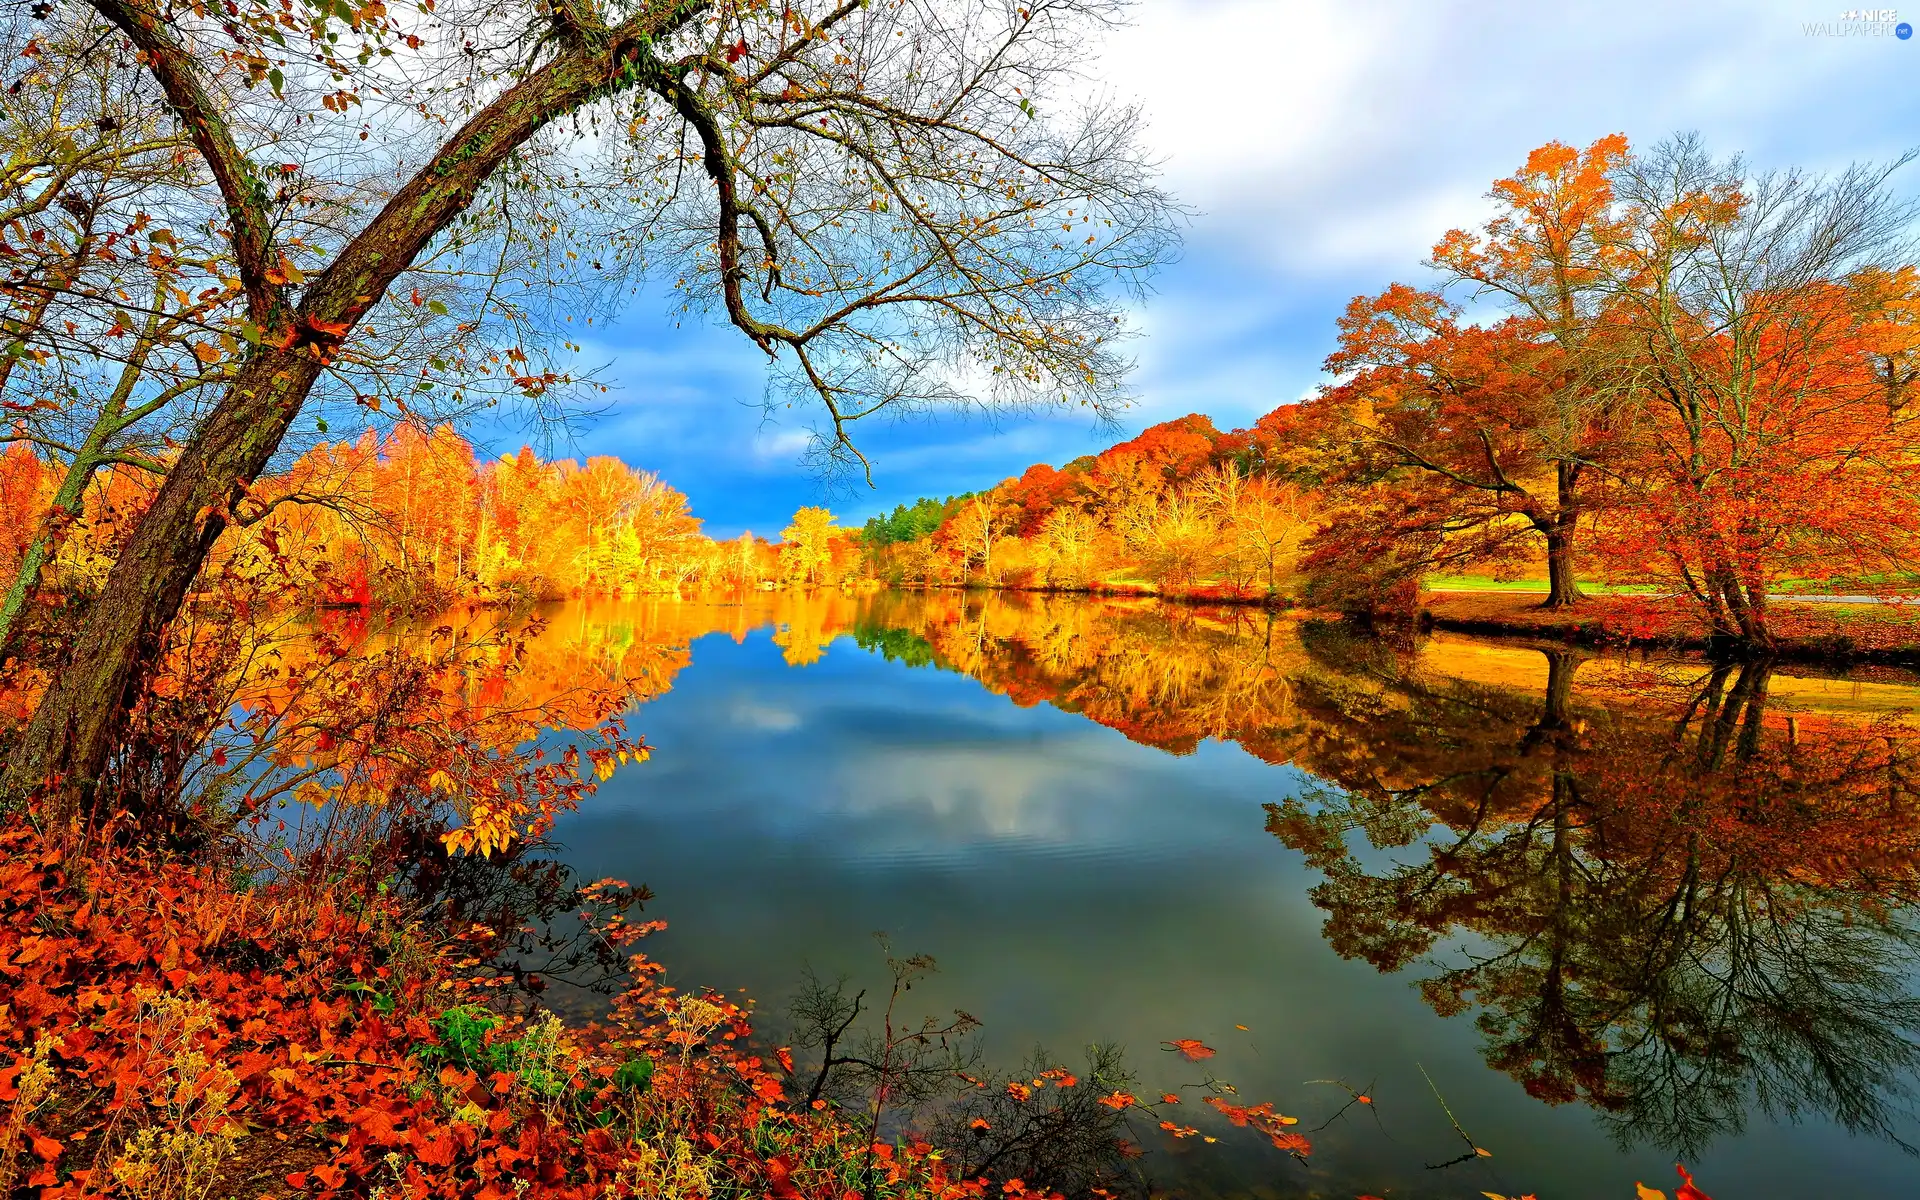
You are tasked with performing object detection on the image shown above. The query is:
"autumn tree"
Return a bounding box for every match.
[945,495,1014,583]
[0,8,560,661]
[0,444,54,591]
[780,506,840,586]
[1192,467,1307,595]
[1305,299,1577,605]
[562,456,649,591]
[1594,137,1920,647]
[1308,137,1632,610]
[1033,505,1101,588]
[2,0,1180,814]
[0,16,213,660]
[1424,134,1634,606]
[1115,489,1218,590]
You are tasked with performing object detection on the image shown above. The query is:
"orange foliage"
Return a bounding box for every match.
[0,441,54,589]
[0,830,1019,1200]
[246,427,724,609]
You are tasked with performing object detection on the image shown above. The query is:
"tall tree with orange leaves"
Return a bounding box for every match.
[1307,136,1634,609]
[1591,137,1920,647]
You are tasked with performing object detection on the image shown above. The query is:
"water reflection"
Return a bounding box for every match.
[763,594,1920,1154]
[1264,634,1920,1156]
[495,590,1920,1178]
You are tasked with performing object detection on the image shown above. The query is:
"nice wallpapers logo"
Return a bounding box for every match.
[1804,8,1914,36]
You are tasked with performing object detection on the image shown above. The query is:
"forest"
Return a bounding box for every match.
[0,0,1912,1197]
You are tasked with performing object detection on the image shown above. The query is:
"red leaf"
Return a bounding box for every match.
[1675,1164,1712,1200]
[1161,1038,1216,1061]
[1268,1131,1311,1155]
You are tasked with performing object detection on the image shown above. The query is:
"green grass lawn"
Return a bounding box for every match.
[1425,574,1655,595]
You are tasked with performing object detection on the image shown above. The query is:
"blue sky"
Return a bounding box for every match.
[520,1,1920,539]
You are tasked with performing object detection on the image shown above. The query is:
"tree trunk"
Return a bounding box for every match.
[1,6,685,816]
[1,303,186,664]
[1539,463,1584,609]
[1,350,323,815]
[1541,524,1584,609]
[1718,570,1773,653]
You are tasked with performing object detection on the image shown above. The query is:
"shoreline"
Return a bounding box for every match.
[887,580,1920,667]
[1417,590,1920,668]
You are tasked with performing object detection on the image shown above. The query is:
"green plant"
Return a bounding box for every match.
[413,1004,499,1073]
[614,1055,654,1094]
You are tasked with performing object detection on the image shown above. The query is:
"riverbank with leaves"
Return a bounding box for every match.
[1420,590,1920,665]
[0,824,1125,1200]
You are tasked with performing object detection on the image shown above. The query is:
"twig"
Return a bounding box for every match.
[1417,1063,1488,1170]
[1303,1077,1389,1138]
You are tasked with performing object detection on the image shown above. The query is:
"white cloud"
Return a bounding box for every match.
[1103,0,1917,275]
[571,0,1920,523]
[730,699,803,732]
[751,428,813,462]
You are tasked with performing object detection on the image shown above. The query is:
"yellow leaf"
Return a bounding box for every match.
[428,769,455,793]
[294,781,330,807]
[1636,1186,1666,1200]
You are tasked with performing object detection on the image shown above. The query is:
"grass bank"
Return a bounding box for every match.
[1421,591,1920,665]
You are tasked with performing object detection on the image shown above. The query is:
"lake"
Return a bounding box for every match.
[522,589,1920,1199]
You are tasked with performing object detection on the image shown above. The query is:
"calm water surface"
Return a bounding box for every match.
[530,590,1920,1199]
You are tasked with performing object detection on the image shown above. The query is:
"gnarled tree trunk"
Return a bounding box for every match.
[1,0,690,818]
[1539,462,1584,610]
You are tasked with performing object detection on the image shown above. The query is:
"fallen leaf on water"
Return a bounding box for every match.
[1162,1038,1216,1061]
[1268,1131,1311,1155]
[1674,1164,1712,1200]
[1636,1185,1666,1200]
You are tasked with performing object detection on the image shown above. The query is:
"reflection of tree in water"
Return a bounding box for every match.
[390,813,653,1018]
[1267,631,1920,1156]
[533,590,1920,1158]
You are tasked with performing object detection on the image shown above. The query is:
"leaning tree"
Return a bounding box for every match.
[1,0,1180,815]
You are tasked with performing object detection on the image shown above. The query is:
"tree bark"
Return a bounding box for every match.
[3,350,324,815]
[1,2,698,817]
[1541,523,1584,609]
[1539,462,1584,609]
